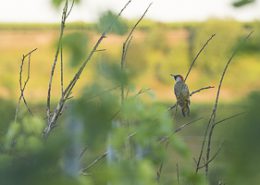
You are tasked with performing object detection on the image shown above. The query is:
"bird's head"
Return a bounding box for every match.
[170,74,184,82]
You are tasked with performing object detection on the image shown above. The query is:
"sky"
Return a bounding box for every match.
[0,0,260,23]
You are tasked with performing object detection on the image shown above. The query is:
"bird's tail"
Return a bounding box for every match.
[181,105,190,117]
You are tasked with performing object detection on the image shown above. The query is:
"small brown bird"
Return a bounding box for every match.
[171,74,190,117]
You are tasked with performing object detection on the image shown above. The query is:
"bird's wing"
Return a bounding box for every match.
[174,82,190,104]
[182,84,190,98]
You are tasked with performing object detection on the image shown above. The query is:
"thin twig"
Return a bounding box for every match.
[176,163,180,185]
[15,48,37,122]
[46,0,69,124]
[184,34,216,82]
[169,85,214,111]
[157,161,164,182]
[204,31,253,175]
[60,42,64,95]
[43,0,133,137]
[197,142,223,170]
[190,86,215,97]
[215,112,246,126]
[81,152,108,173]
[79,146,88,160]
[120,3,152,104]
[134,88,151,97]
[121,36,133,104]
[85,85,120,102]
[159,117,203,143]
[195,31,253,175]
[66,0,75,19]
[94,49,106,52]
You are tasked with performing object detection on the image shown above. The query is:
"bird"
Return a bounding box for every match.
[171,74,190,117]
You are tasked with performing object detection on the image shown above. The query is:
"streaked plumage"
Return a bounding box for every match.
[171,74,190,117]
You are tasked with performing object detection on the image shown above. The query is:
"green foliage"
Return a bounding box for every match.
[125,41,149,77]
[97,11,128,35]
[0,99,15,140]
[222,91,260,184]
[238,21,260,53]
[62,32,89,67]
[4,116,44,152]
[193,19,243,76]
[145,24,171,54]
[233,0,255,7]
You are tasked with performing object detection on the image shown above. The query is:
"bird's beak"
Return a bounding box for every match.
[170,74,176,78]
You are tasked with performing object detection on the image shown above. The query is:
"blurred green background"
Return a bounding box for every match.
[0,0,260,184]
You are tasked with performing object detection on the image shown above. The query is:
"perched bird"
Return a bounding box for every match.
[171,74,190,117]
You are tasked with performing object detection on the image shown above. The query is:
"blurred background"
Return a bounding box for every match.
[0,0,260,185]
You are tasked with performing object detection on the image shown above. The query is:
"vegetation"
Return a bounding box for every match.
[0,0,260,185]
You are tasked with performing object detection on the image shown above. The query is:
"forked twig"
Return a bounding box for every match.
[195,31,253,175]
[15,48,37,122]
[197,142,223,170]
[43,0,133,137]
[204,31,253,175]
[46,0,70,126]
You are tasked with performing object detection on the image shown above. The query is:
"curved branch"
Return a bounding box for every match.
[184,34,216,82]
[195,31,253,174]
[169,85,214,111]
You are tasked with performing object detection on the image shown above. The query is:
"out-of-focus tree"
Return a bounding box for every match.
[237,21,260,53]
[232,0,256,7]
[97,11,128,35]
[62,32,89,67]
[193,19,243,76]
[0,99,15,141]
[221,91,260,184]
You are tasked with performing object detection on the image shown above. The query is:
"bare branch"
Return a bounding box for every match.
[215,112,246,126]
[94,49,106,52]
[79,146,88,160]
[168,104,177,111]
[85,86,120,102]
[66,0,75,18]
[184,34,216,82]
[169,86,214,111]
[134,88,152,97]
[190,86,215,97]
[159,117,203,143]
[204,31,253,175]
[60,42,64,95]
[120,3,152,104]
[81,151,108,173]
[43,0,133,137]
[46,0,69,124]
[195,31,253,175]
[197,142,223,170]
[156,161,164,182]
[15,48,37,122]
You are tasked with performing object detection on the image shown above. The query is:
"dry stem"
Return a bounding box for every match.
[195,31,253,175]
[15,48,37,122]
[43,0,133,137]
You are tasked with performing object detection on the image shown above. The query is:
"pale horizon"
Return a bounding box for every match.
[0,0,260,23]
